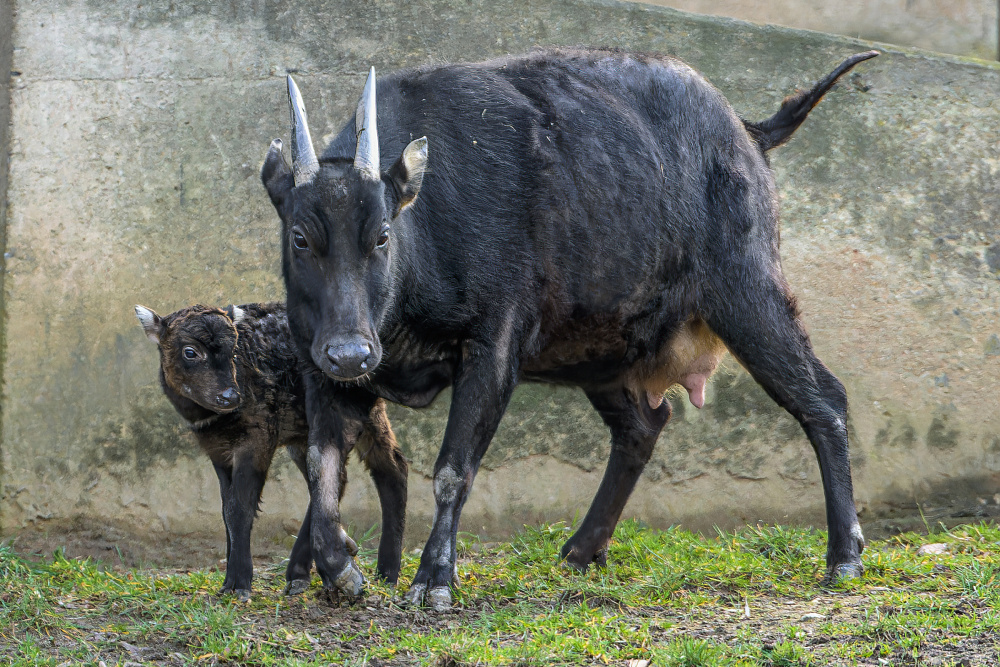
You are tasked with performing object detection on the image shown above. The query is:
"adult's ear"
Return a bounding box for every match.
[261,138,294,211]
[387,136,428,215]
[134,305,162,344]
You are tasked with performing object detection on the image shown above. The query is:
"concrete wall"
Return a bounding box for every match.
[0,0,12,536]
[638,0,999,61]
[2,0,999,555]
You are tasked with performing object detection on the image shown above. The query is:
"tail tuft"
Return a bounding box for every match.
[745,50,879,152]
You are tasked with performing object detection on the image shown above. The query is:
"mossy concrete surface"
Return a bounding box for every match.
[2,0,999,552]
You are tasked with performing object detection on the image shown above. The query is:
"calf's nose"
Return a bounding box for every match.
[216,387,240,409]
[326,341,374,379]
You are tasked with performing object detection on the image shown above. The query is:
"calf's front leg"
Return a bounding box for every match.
[215,447,268,600]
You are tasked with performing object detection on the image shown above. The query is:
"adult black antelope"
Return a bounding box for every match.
[260,48,878,608]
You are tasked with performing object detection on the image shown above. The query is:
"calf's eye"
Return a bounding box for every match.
[292,232,309,250]
[376,225,390,248]
[183,346,198,360]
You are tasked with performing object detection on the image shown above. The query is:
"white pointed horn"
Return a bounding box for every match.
[287,75,319,186]
[354,67,380,180]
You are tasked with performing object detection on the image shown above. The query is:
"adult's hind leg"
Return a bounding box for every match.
[704,270,864,580]
[560,387,671,570]
[356,398,408,584]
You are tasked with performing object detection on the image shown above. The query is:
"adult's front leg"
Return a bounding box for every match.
[403,338,519,610]
[284,444,359,595]
[303,375,374,596]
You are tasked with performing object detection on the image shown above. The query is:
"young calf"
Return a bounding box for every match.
[135,302,408,599]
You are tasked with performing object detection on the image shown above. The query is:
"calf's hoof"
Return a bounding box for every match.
[218,587,251,602]
[560,543,608,572]
[284,578,311,596]
[218,585,252,602]
[330,559,365,597]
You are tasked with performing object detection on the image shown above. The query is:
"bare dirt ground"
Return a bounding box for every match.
[9,493,1000,570]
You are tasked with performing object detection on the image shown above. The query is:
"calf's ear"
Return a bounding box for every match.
[261,138,294,211]
[226,305,246,324]
[134,305,163,344]
[387,136,428,215]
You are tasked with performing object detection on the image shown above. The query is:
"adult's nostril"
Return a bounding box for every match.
[327,341,375,378]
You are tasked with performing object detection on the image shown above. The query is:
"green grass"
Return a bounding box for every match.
[2,521,1000,665]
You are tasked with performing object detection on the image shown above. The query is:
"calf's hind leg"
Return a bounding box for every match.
[704,270,864,580]
[357,398,408,585]
[284,445,314,595]
[560,387,671,570]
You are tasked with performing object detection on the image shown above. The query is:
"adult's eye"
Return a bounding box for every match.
[376,225,390,248]
[183,346,198,360]
[292,231,309,251]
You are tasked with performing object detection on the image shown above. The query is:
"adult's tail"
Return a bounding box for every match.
[745,50,879,152]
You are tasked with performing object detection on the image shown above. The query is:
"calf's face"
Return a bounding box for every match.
[135,305,243,413]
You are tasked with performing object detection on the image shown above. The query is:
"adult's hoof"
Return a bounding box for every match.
[401,583,452,610]
[825,560,864,586]
[332,559,365,597]
[402,583,426,608]
[284,578,311,596]
[427,586,452,611]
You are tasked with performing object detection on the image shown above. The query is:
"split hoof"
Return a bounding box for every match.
[284,578,311,596]
[218,587,251,602]
[332,559,365,597]
[427,586,452,611]
[401,583,452,610]
[560,544,608,572]
[825,560,864,586]
[402,583,426,608]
